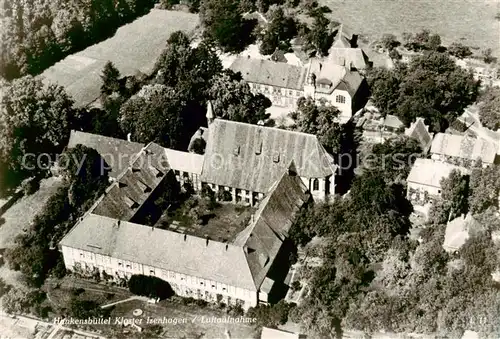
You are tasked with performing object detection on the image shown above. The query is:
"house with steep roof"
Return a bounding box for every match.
[59,163,310,310]
[67,130,144,178]
[201,117,337,204]
[327,24,371,71]
[405,117,433,153]
[68,130,203,191]
[229,56,308,109]
[430,133,498,167]
[407,158,469,204]
[304,58,367,122]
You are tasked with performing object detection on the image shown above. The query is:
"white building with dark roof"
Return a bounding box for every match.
[60,161,310,310]
[229,28,369,123]
[201,118,337,204]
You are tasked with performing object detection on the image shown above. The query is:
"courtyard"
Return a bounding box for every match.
[156,197,256,243]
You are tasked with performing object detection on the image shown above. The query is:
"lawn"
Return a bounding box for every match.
[161,199,256,242]
[320,0,500,57]
[108,299,258,339]
[41,9,200,107]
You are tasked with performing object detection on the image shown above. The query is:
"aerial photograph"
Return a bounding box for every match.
[0,0,499,338]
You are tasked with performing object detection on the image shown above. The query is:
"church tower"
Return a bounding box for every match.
[206,100,215,126]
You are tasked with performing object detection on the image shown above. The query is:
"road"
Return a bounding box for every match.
[0,313,106,339]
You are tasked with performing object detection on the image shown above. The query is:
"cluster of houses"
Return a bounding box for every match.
[405,117,498,206]
[57,24,373,314]
[59,104,338,310]
[229,25,370,123]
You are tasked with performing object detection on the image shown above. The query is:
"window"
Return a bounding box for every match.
[118,262,122,267]
[438,189,442,194]
[200,282,204,285]
[150,270,155,275]
[335,95,346,104]
[80,253,84,257]
[174,170,180,176]
[289,90,292,95]
[212,285,216,288]
[183,172,189,178]
[313,179,319,191]
[126,264,131,269]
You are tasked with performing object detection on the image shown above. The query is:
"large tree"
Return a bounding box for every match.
[290,98,342,153]
[199,0,253,52]
[0,76,75,190]
[478,87,500,131]
[208,70,271,124]
[367,52,479,131]
[468,165,500,214]
[119,84,187,149]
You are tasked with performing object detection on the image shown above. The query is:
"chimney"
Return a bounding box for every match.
[127,133,132,142]
[257,120,264,126]
[206,236,209,246]
[184,234,187,241]
[225,243,229,251]
[117,220,121,226]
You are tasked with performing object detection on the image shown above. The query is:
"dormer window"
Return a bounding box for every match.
[233,146,240,156]
[273,152,280,163]
[151,166,163,178]
[137,180,151,193]
[124,196,138,209]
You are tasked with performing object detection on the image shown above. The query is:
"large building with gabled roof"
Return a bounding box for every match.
[228,26,370,122]
[59,161,310,309]
[200,117,337,204]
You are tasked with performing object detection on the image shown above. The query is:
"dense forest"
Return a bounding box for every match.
[0,0,156,80]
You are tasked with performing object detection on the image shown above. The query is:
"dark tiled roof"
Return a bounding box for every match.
[309,59,364,96]
[67,130,144,178]
[229,57,308,90]
[92,142,171,221]
[201,119,337,193]
[233,165,310,288]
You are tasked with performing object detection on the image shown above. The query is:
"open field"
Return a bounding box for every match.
[0,176,63,249]
[320,0,500,57]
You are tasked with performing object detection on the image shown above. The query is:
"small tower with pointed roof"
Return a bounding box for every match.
[206,100,215,126]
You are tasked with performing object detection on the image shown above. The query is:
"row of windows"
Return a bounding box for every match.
[335,95,346,104]
[250,83,302,97]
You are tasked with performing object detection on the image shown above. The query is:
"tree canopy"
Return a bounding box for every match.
[0,0,156,80]
[0,76,75,191]
[478,87,500,131]
[367,52,479,131]
[199,0,255,52]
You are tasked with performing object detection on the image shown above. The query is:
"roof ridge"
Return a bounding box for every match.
[213,118,322,139]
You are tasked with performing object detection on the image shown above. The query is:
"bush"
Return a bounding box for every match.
[0,217,5,227]
[72,288,85,296]
[22,179,40,196]
[217,190,232,202]
[69,298,107,319]
[128,274,174,300]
